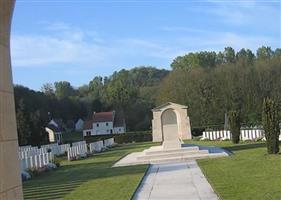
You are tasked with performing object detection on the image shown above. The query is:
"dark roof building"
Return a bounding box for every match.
[83,111,126,136]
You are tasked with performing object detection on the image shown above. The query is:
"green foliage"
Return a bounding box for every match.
[52,156,62,167]
[54,81,76,99]
[15,46,281,146]
[262,98,279,154]
[223,46,236,64]
[158,47,281,128]
[84,131,152,144]
[257,46,274,60]
[171,51,217,69]
[114,131,152,144]
[16,99,31,145]
[228,111,241,144]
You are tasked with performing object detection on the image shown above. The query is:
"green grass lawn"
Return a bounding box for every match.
[187,141,281,200]
[24,140,281,200]
[23,142,157,200]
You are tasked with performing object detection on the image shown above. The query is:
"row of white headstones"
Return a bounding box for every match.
[19,138,115,171]
[67,138,115,160]
[201,129,281,141]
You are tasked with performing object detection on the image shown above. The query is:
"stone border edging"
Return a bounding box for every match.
[130,164,151,200]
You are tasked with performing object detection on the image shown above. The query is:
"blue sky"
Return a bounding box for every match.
[11,0,281,90]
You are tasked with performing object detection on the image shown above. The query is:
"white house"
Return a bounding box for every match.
[75,118,84,131]
[45,119,65,143]
[83,111,126,136]
[45,124,62,143]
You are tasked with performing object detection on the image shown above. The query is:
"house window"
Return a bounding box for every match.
[110,129,113,134]
[119,128,121,131]
[97,123,99,127]
[86,131,91,136]
[106,122,108,126]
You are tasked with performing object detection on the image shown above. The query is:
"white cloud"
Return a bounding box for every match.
[11,34,106,67]
[11,22,182,68]
[176,32,277,53]
[207,1,280,27]
[11,21,279,70]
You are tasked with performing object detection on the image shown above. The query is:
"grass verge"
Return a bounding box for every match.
[23,142,156,200]
[187,141,281,200]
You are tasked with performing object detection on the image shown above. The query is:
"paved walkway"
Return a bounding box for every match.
[133,161,218,200]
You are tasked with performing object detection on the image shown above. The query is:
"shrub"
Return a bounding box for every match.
[262,98,280,154]
[228,110,241,144]
[84,131,152,144]
[52,156,62,167]
[114,131,152,144]
[27,167,40,177]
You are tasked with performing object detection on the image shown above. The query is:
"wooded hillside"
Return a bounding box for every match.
[15,46,281,145]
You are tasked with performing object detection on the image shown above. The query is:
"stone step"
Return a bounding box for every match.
[144,146,200,155]
[148,153,226,164]
[137,150,209,161]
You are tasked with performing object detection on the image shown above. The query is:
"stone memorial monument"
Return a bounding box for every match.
[152,102,192,149]
[114,102,227,167]
[0,0,24,199]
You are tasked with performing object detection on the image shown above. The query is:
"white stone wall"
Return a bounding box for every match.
[113,126,125,134]
[92,121,114,135]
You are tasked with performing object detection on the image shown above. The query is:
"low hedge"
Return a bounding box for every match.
[84,131,152,144]
[114,131,152,144]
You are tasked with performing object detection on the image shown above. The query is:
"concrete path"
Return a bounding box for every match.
[133,161,218,200]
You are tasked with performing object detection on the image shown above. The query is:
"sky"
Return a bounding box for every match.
[11,0,281,90]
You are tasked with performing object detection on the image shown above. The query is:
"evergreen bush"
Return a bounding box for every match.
[262,98,279,154]
[228,110,241,144]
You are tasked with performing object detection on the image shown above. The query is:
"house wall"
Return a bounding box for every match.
[92,121,114,135]
[113,126,125,134]
[46,128,55,142]
[83,129,93,137]
[75,119,84,131]
[45,127,62,143]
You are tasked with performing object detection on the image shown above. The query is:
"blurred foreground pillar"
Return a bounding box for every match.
[0,0,23,199]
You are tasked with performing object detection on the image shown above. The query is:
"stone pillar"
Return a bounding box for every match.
[0,1,23,199]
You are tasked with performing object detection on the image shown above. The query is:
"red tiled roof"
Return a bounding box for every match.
[83,119,94,130]
[93,111,114,123]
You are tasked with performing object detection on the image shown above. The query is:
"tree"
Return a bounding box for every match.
[262,98,279,154]
[16,99,31,145]
[216,52,224,65]
[236,48,255,66]
[54,81,76,99]
[257,46,274,60]
[89,76,104,99]
[223,47,236,64]
[228,110,241,144]
[171,53,200,69]
[41,83,55,95]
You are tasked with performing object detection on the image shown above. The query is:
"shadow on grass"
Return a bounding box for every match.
[223,142,267,152]
[23,143,154,200]
[23,160,147,200]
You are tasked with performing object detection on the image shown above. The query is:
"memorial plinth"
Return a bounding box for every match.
[0,1,24,199]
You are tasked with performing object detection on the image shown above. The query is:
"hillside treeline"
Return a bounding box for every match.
[15,46,281,145]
